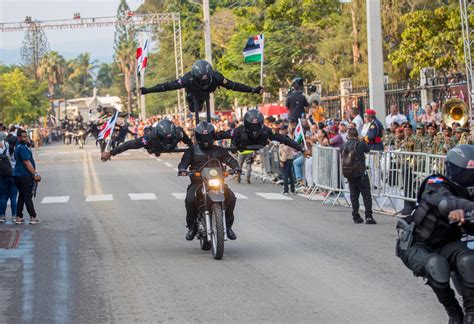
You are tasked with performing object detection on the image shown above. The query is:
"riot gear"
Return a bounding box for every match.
[155,119,178,150]
[243,109,264,138]
[446,145,474,187]
[194,121,215,150]
[191,60,213,90]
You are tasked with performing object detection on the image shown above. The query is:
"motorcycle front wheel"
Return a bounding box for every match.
[200,237,211,250]
[210,203,225,260]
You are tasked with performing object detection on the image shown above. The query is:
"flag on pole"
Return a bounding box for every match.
[294,118,307,150]
[98,111,119,140]
[136,38,150,77]
[243,34,264,63]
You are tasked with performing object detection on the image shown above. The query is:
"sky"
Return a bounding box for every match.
[0,0,144,65]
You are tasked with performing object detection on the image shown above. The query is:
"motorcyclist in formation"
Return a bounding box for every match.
[397,145,474,324]
[178,121,241,241]
[140,60,263,111]
[101,119,193,161]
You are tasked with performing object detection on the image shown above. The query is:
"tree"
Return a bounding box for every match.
[38,51,66,99]
[20,24,50,81]
[66,53,98,97]
[114,0,137,113]
[0,68,48,124]
[96,63,114,94]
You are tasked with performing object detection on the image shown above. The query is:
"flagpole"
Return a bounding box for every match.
[140,33,146,121]
[104,110,119,153]
[298,118,308,151]
[259,34,264,87]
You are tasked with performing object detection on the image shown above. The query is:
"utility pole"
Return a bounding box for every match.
[203,0,215,115]
[366,0,386,123]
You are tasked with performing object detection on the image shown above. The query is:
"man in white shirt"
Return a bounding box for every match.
[350,107,364,135]
[385,104,407,127]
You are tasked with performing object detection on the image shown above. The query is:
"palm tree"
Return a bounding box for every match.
[96,63,114,92]
[68,52,99,97]
[115,40,136,112]
[38,51,66,98]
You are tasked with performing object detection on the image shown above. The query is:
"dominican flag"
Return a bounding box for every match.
[136,38,150,77]
[294,118,307,150]
[243,34,264,63]
[98,111,119,140]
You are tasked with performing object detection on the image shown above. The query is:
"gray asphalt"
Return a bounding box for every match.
[0,142,446,323]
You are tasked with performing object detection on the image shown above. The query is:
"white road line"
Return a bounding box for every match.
[172,193,186,200]
[128,193,157,200]
[256,193,293,200]
[234,193,248,199]
[41,196,70,204]
[174,168,179,172]
[164,162,173,167]
[85,194,113,202]
[156,158,162,162]
[149,155,155,159]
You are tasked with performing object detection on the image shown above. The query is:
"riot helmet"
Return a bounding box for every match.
[308,84,317,93]
[291,77,304,91]
[191,60,213,90]
[195,121,215,150]
[155,119,178,150]
[446,144,474,187]
[244,109,264,138]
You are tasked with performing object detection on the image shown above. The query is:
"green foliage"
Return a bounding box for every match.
[20,25,50,80]
[388,5,464,78]
[0,69,48,124]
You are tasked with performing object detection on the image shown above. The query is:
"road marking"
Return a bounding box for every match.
[172,193,186,200]
[234,193,248,199]
[82,152,92,196]
[156,158,162,162]
[256,193,293,200]
[41,196,70,204]
[174,168,179,172]
[85,194,113,202]
[128,193,157,200]
[87,151,103,195]
[164,162,173,167]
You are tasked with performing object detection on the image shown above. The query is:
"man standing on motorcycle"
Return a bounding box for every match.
[140,60,263,111]
[396,145,474,324]
[101,119,192,161]
[178,122,241,241]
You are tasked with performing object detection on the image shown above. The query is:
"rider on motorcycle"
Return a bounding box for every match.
[178,121,241,241]
[140,60,263,111]
[397,145,474,324]
[101,119,192,161]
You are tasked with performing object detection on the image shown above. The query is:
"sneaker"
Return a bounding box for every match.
[289,191,296,195]
[14,217,25,225]
[282,191,289,195]
[365,217,377,225]
[353,215,364,224]
[227,228,237,240]
[0,216,5,223]
[29,217,41,225]
[185,226,197,241]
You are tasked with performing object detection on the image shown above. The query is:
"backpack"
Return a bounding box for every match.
[0,147,12,177]
[341,141,365,179]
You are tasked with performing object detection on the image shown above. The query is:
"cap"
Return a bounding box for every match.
[452,122,461,127]
[404,125,413,130]
[365,109,376,116]
[456,127,469,133]
[416,124,425,130]
[411,98,420,103]
[395,128,404,134]
[391,121,400,127]
[426,122,437,129]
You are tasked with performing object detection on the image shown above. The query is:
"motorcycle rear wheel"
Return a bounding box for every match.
[211,203,225,260]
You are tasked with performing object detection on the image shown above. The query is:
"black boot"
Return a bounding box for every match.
[227,227,237,240]
[353,213,364,224]
[365,216,377,225]
[465,313,474,324]
[185,225,197,241]
[237,174,241,183]
[246,176,251,184]
[448,314,463,324]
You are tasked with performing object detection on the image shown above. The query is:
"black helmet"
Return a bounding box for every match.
[308,84,317,93]
[155,119,177,150]
[195,121,215,149]
[244,109,264,138]
[291,77,304,91]
[446,144,474,187]
[191,60,213,90]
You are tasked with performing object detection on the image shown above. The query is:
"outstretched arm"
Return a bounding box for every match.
[270,133,303,152]
[215,72,262,94]
[101,138,144,161]
[141,75,189,94]
[215,129,232,141]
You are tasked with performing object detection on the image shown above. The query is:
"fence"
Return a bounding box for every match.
[255,145,447,215]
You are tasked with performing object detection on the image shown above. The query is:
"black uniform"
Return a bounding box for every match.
[285,90,309,122]
[110,127,192,157]
[400,174,474,319]
[143,71,257,112]
[178,144,240,228]
[216,125,304,153]
[113,123,136,147]
[340,138,372,220]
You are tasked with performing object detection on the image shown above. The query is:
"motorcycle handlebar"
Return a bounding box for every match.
[178,169,238,177]
[449,210,474,224]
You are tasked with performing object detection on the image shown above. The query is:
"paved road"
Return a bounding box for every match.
[0,142,446,323]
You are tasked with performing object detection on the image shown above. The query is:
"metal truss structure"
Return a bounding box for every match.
[0,13,186,114]
[460,0,474,121]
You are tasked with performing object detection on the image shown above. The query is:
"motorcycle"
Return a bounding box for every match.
[77,130,85,149]
[180,159,236,260]
[63,131,73,145]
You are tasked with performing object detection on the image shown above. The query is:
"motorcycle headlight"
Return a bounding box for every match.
[208,179,221,188]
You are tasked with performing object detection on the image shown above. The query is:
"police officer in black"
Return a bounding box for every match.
[178,122,241,241]
[100,119,192,161]
[140,60,263,111]
[112,122,136,148]
[397,145,474,324]
[216,109,309,155]
[285,77,309,123]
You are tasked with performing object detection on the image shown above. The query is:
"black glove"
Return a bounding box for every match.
[253,86,263,94]
[140,87,149,95]
[178,170,187,176]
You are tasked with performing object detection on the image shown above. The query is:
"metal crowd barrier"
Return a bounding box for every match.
[254,144,281,183]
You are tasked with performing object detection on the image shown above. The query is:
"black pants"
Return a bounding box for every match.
[348,174,372,218]
[185,183,236,228]
[403,241,474,315]
[402,165,416,210]
[282,159,295,193]
[14,176,36,218]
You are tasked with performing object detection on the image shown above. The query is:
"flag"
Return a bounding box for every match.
[136,38,150,77]
[294,118,307,150]
[98,111,119,140]
[243,34,264,63]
